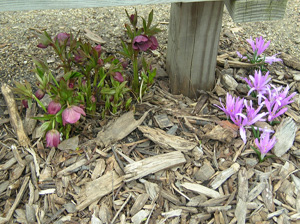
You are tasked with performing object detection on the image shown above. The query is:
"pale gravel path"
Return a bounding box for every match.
[0,1,299,85]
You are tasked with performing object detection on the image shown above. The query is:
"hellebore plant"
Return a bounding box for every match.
[120,9,162,99]
[13,9,161,148]
[237,36,282,70]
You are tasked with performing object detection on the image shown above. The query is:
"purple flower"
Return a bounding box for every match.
[236,51,247,60]
[97,58,104,66]
[94,45,101,53]
[149,36,158,50]
[114,72,124,83]
[132,35,152,51]
[48,101,62,115]
[74,54,84,63]
[264,85,295,122]
[265,53,282,65]
[62,105,86,126]
[54,32,70,45]
[230,113,248,143]
[243,70,271,104]
[247,36,270,56]
[214,93,244,119]
[254,131,276,159]
[244,100,268,125]
[35,89,45,100]
[46,129,60,148]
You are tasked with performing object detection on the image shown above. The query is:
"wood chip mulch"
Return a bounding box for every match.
[1,51,300,224]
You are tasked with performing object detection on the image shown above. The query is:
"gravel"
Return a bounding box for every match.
[0,1,299,87]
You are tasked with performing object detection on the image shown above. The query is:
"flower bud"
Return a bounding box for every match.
[113,72,124,83]
[22,99,28,108]
[54,32,70,45]
[46,129,60,148]
[97,58,104,66]
[37,43,49,49]
[94,45,101,54]
[48,101,62,115]
[35,89,45,100]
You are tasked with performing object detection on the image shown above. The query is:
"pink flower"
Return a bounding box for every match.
[37,43,48,49]
[35,89,45,100]
[114,72,124,83]
[62,105,86,126]
[149,36,158,50]
[54,32,70,45]
[94,45,101,54]
[97,58,104,66]
[46,129,60,148]
[48,101,62,114]
[265,54,282,65]
[132,35,152,51]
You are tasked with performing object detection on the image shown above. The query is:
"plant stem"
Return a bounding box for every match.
[132,55,139,93]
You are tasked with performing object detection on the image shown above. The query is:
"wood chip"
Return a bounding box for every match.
[210,163,240,190]
[124,151,186,182]
[181,182,220,198]
[138,126,197,152]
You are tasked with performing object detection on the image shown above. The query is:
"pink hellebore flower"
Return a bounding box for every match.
[62,105,86,126]
[48,101,62,115]
[132,35,152,51]
[149,36,159,50]
[46,129,60,148]
[35,89,45,100]
[254,131,276,159]
[114,72,124,83]
[247,36,270,56]
[54,32,70,45]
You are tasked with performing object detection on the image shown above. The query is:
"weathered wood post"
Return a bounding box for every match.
[166,1,224,99]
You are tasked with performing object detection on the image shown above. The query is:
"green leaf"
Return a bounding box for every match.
[40,121,51,133]
[147,9,154,29]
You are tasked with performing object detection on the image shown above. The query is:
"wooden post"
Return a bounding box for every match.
[166,1,224,99]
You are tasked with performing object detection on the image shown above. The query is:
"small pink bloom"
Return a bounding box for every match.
[91,95,96,103]
[48,101,62,114]
[94,45,101,54]
[149,36,158,50]
[132,35,152,51]
[62,105,86,126]
[35,89,45,100]
[74,54,84,63]
[114,72,124,83]
[97,58,104,66]
[46,129,60,148]
[54,32,70,45]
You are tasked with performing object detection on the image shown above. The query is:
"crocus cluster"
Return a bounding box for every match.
[237,36,282,65]
[132,35,158,52]
[215,93,267,143]
[254,130,277,160]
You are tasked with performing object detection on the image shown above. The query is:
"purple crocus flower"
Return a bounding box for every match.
[214,93,244,119]
[46,129,60,148]
[254,131,276,159]
[48,101,62,115]
[62,105,86,126]
[244,100,268,125]
[247,36,270,56]
[274,85,296,107]
[265,53,282,65]
[132,35,152,51]
[230,113,248,144]
[236,51,247,60]
[243,70,271,104]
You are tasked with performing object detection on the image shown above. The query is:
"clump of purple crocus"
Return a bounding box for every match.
[237,36,282,66]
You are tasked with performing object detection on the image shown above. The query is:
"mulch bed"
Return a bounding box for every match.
[1,30,300,224]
